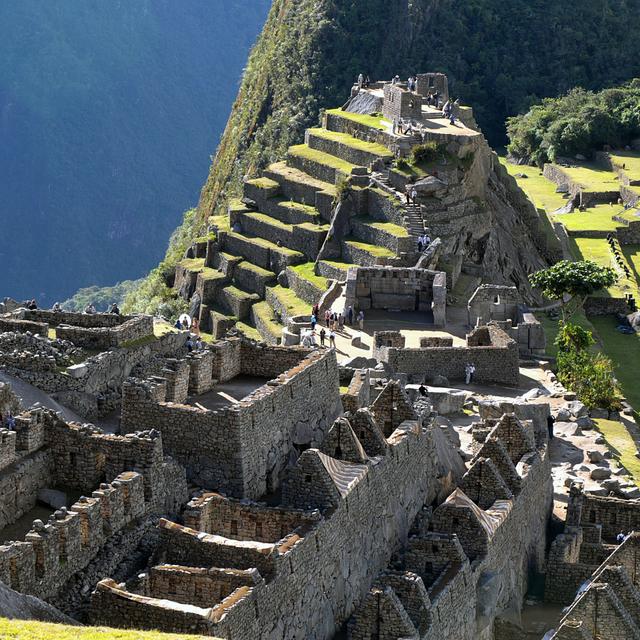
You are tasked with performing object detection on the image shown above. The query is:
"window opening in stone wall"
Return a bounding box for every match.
[230,520,238,536]
[305,474,312,483]
[255,522,263,538]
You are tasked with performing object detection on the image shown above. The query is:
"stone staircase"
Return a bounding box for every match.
[177,109,430,343]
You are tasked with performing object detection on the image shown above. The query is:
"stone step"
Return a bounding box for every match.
[263,162,336,219]
[251,301,284,345]
[285,263,330,306]
[233,260,276,297]
[265,285,311,324]
[219,285,261,321]
[287,144,359,185]
[317,260,355,281]
[342,238,396,266]
[350,216,414,255]
[222,230,304,274]
[306,128,393,168]
[246,196,320,226]
[232,210,329,262]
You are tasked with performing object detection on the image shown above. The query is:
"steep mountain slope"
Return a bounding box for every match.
[0,0,270,304]
[196,0,640,225]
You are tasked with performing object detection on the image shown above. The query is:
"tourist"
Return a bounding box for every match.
[52,302,62,313]
[364,75,370,88]
[419,384,428,397]
[301,332,313,348]
[325,309,331,326]
[84,303,96,314]
[442,100,451,118]
[27,299,38,310]
[392,117,399,135]
[405,185,412,205]
[417,236,424,252]
[464,362,476,385]
[423,233,431,248]
[5,413,15,430]
[320,327,326,347]
[174,318,182,330]
[347,305,354,326]
[357,310,365,331]
[329,330,336,349]
[186,337,194,352]
[357,73,364,89]
[433,91,439,107]
[617,532,626,544]
[338,313,344,330]
[195,337,204,351]
[192,317,200,336]
[547,413,555,440]
[310,314,317,330]
[411,187,418,203]
[109,302,120,315]
[312,303,319,317]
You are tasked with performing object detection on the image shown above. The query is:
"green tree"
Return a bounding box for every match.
[529,260,617,320]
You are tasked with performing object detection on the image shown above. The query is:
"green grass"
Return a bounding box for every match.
[538,312,594,358]
[554,204,625,233]
[500,158,569,213]
[193,232,216,244]
[623,245,640,283]
[609,151,640,182]
[591,316,640,413]
[288,144,358,175]
[290,262,329,290]
[236,321,262,341]
[120,334,158,349]
[268,285,309,316]
[243,211,293,231]
[320,260,356,274]
[267,161,337,194]
[237,260,275,278]
[200,267,226,282]
[307,127,393,158]
[226,231,303,258]
[344,238,395,258]
[208,213,231,232]
[246,176,279,190]
[555,163,620,193]
[570,238,636,297]
[0,619,209,640]
[252,300,284,340]
[354,216,410,238]
[325,108,388,131]
[177,258,205,272]
[594,419,640,486]
[223,285,259,302]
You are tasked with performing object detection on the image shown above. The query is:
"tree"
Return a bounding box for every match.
[529,260,617,320]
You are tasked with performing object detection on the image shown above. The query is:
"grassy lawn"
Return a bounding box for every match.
[591,316,640,413]
[0,619,208,640]
[609,151,640,182]
[557,163,620,193]
[356,217,409,238]
[344,238,395,258]
[554,204,625,233]
[208,213,231,232]
[308,128,393,158]
[268,285,309,316]
[237,260,275,278]
[290,262,329,291]
[594,419,640,486]
[325,108,388,131]
[177,258,205,273]
[245,177,279,190]
[288,144,357,175]
[500,159,568,212]
[570,238,636,297]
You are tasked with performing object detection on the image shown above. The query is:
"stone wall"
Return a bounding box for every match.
[382,84,422,122]
[378,324,520,385]
[121,343,341,498]
[89,418,454,639]
[617,220,640,245]
[0,317,48,336]
[344,266,447,326]
[0,472,146,601]
[55,315,154,350]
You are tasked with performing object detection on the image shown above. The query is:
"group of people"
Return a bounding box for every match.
[186,335,205,353]
[464,362,476,385]
[417,233,432,252]
[442,99,460,125]
[305,303,366,351]
[425,91,441,108]
[356,73,371,90]
[174,315,200,335]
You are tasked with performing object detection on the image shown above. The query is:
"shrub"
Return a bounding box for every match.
[411,141,440,165]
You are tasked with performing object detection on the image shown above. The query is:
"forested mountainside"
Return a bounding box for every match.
[0,0,270,304]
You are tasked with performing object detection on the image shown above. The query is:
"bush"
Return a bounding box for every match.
[554,322,621,410]
[411,141,440,165]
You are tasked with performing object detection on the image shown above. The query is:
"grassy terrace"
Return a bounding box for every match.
[223,284,258,302]
[236,321,262,342]
[246,176,279,190]
[290,262,329,290]
[555,163,620,193]
[267,162,337,195]
[325,108,388,131]
[0,619,211,640]
[200,267,226,282]
[610,151,640,182]
[243,211,293,232]
[307,128,393,158]
[500,159,568,212]
[252,300,284,339]
[178,257,205,272]
[570,237,636,297]
[237,260,274,278]
[344,238,395,258]
[208,213,231,232]
[355,216,409,238]
[557,204,626,233]
[226,231,303,258]
[268,285,309,316]
[288,144,358,175]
